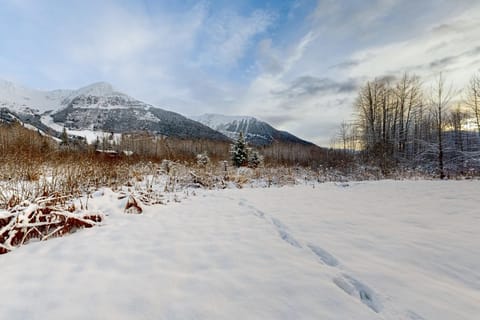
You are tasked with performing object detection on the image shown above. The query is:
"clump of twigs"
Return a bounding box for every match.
[124,195,143,214]
[0,194,103,255]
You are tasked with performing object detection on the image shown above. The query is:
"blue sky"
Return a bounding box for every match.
[1,0,480,145]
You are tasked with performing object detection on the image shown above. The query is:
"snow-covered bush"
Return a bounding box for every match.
[196,152,210,166]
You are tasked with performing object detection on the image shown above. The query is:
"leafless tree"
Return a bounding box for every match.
[393,73,423,159]
[448,104,469,152]
[465,73,480,135]
[335,120,360,157]
[429,73,455,179]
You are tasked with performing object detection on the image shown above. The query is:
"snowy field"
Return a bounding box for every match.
[1,180,479,320]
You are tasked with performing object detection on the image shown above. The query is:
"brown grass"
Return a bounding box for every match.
[0,195,103,255]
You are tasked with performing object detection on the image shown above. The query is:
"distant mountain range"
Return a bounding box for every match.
[0,80,227,142]
[0,79,316,147]
[192,114,314,146]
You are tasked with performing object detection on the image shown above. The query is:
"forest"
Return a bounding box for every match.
[332,72,480,178]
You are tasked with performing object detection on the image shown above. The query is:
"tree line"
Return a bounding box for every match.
[0,121,340,171]
[334,72,480,177]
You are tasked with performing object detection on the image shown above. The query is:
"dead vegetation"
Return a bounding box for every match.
[0,122,451,254]
[0,194,103,255]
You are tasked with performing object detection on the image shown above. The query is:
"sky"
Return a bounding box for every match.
[1,0,480,146]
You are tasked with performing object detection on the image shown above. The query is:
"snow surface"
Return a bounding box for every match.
[0,79,136,114]
[191,113,255,131]
[40,115,122,143]
[73,82,116,97]
[191,113,263,141]
[0,180,479,320]
[0,79,72,113]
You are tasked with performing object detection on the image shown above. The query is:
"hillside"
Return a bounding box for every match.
[192,113,315,146]
[0,80,229,142]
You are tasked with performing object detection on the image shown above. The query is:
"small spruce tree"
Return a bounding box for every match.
[231,132,248,167]
[60,127,68,146]
[248,150,263,168]
[93,136,100,151]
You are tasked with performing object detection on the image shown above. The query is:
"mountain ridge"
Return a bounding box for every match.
[0,80,315,147]
[0,80,229,142]
[192,113,315,147]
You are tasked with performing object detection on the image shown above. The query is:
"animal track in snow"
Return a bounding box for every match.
[238,200,300,247]
[405,310,426,320]
[238,199,265,218]
[307,244,339,267]
[333,274,383,313]
[238,199,384,314]
[271,217,302,248]
[237,199,385,314]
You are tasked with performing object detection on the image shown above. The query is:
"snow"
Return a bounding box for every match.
[0,79,72,113]
[133,109,159,122]
[73,82,116,97]
[0,180,479,320]
[40,115,122,143]
[192,113,262,141]
[192,113,255,131]
[0,79,137,114]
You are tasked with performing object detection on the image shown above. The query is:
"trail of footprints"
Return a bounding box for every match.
[238,199,383,314]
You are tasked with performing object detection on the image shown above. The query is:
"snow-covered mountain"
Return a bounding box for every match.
[0,80,228,142]
[192,113,314,146]
[0,79,73,114]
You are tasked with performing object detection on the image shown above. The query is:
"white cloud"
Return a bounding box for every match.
[282,31,317,76]
[68,17,155,65]
[343,5,480,87]
[195,9,276,68]
[312,0,400,33]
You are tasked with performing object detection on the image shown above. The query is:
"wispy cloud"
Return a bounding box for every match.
[343,5,480,85]
[195,9,276,68]
[272,76,358,98]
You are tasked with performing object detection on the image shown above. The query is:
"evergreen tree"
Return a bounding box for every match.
[93,136,100,151]
[248,150,263,168]
[60,127,68,146]
[231,132,248,167]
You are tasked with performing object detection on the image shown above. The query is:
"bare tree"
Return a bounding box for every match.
[465,73,480,135]
[334,121,358,154]
[448,104,469,152]
[393,73,423,159]
[430,74,455,179]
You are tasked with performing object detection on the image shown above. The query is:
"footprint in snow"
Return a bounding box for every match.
[238,199,265,218]
[308,244,339,267]
[239,199,382,314]
[271,217,302,248]
[405,310,426,320]
[333,274,382,313]
[239,200,300,248]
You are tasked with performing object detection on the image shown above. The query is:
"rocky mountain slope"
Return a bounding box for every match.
[192,113,315,146]
[0,80,228,141]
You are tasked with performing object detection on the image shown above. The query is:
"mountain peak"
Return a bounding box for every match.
[192,113,256,129]
[192,113,314,146]
[0,79,73,114]
[74,82,115,97]
[0,78,33,96]
[0,78,18,88]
